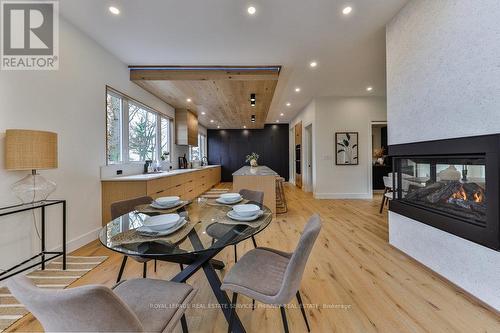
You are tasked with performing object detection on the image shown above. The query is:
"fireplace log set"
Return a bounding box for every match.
[404,181,486,222]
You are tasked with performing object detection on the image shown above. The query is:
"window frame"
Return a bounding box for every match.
[105,86,172,165]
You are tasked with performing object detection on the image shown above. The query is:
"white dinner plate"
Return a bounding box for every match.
[227,210,264,222]
[150,200,182,209]
[137,218,187,236]
[143,214,180,231]
[216,197,243,205]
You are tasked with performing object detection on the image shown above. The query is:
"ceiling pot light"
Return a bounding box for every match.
[217,125,220,129]
[275,120,280,123]
[286,102,291,107]
[251,115,256,122]
[309,61,318,68]
[342,6,352,15]
[295,87,301,92]
[201,111,206,115]
[280,113,284,116]
[186,98,192,102]
[243,125,247,129]
[247,6,256,15]
[366,86,373,92]
[210,120,214,123]
[109,6,120,15]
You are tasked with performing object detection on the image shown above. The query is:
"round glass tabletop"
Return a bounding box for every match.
[99,198,273,258]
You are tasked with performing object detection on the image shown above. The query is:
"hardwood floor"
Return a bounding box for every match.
[8,183,500,332]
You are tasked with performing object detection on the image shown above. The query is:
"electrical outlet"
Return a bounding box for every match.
[116,169,123,175]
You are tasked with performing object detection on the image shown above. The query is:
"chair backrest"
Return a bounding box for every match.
[383,176,392,189]
[276,214,322,304]
[111,196,153,220]
[238,189,264,207]
[6,276,143,332]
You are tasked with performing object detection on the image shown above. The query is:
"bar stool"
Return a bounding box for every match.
[276,177,287,214]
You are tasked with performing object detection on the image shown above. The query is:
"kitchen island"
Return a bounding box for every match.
[232,166,277,215]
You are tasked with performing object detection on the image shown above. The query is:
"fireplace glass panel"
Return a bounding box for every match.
[394,156,486,226]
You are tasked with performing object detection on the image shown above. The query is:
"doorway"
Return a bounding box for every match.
[371,121,389,194]
[304,124,313,192]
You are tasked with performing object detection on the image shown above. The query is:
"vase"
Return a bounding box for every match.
[250,159,258,167]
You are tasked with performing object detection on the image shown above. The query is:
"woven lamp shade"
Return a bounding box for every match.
[5,129,58,171]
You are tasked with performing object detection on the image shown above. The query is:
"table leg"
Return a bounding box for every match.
[62,201,67,270]
[41,206,46,270]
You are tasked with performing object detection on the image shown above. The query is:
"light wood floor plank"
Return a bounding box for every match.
[7,183,500,332]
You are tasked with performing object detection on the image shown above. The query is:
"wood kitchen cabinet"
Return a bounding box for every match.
[101,166,221,225]
[175,108,198,146]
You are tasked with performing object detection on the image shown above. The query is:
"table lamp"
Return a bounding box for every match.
[4,129,58,203]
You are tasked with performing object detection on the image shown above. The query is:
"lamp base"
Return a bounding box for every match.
[11,172,56,203]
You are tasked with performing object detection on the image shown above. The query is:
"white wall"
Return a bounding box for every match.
[314,97,386,199]
[386,0,500,310]
[387,0,500,145]
[0,18,175,268]
[289,97,387,198]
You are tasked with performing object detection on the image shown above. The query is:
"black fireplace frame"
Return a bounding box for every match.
[388,134,500,251]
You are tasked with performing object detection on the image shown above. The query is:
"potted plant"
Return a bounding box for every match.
[160,151,170,170]
[245,152,259,167]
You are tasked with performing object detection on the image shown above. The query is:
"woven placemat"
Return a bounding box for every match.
[206,198,249,207]
[135,200,190,215]
[110,218,198,246]
[207,208,272,227]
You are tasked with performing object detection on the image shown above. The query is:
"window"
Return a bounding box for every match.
[106,92,123,164]
[189,133,207,161]
[106,87,172,164]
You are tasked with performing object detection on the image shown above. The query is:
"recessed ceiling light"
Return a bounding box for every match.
[275,120,280,123]
[342,6,352,15]
[309,61,318,68]
[247,6,256,15]
[280,113,284,116]
[243,125,247,129]
[295,87,301,93]
[210,119,214,123]
[217,125,220,129]
[186,98,192,102]
[201,111,206,115]
[366,86,373,92]
[286,102,291,107]
[109,6,120,15]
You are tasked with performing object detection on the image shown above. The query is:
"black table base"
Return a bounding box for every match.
[0,200,66,281]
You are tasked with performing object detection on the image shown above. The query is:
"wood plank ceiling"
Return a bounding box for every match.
[129,66,280,129]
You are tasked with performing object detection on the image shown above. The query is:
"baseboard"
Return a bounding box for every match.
[50,226,101,253]
[314,192,372,199]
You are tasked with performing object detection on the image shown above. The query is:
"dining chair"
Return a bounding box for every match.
[205,189,264,263]
[221,214,322,333]
[7,275,196,333]
[111,196,158,282]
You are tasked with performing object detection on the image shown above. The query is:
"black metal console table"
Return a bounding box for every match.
[0,200,66,281]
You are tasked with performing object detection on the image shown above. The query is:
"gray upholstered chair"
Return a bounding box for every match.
[221,214,322,333]
[6,275,196,333]
[111,196,158,282]
[205,189,264,262]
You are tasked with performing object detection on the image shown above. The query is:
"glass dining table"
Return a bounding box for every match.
[99,198,273,333]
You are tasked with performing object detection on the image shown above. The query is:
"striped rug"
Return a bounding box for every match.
[200,187,230,199]
[0,255,108,331]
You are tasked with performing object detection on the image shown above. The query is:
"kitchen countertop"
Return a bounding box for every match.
[232,165,278,176]
[101,165,220,182]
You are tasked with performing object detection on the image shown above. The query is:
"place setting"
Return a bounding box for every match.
[135,196,190,215]
[110,212,197,246]
[210,203,270,227]
[208,192,249,206]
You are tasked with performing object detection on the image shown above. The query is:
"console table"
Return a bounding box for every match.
[0,200,66,281]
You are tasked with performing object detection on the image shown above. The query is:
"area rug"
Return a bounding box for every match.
[0,255,108,331]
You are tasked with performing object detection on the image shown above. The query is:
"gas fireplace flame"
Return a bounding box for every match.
[451,186,467,201]
[449,185,484,204]
[473,190,484,203]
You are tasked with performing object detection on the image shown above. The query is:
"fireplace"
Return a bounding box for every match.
[389,135,500,250]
